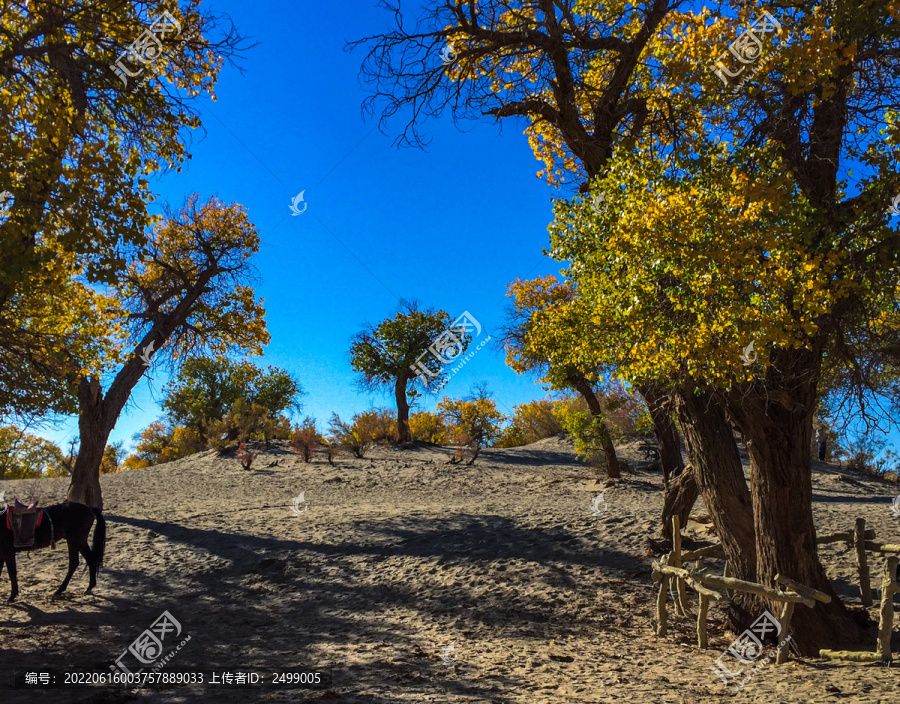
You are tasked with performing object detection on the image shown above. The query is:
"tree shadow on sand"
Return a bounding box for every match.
[0,511,650,703]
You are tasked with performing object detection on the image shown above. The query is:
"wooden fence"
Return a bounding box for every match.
[651,516,829,664]
[652,516,900,664]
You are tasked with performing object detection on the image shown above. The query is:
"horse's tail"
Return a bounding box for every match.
[91,508,106,569]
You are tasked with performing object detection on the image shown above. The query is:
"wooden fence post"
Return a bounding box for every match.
[657,554,669,636]
[697,593,709,649]
[776,601,795,664]
[672,515,691,617]
[855,517,872,607]
[877,556,899,662]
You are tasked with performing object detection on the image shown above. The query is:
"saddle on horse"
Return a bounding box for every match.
[7,499,44,549]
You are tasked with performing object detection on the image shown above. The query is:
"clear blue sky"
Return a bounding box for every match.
[42,0,564,452]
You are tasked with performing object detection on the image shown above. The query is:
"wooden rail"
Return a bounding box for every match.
[676,518,899,608]
[820,556,900,663]
[651,518,828,663]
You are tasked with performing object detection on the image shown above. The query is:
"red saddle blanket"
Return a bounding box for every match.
[7,508,44,549]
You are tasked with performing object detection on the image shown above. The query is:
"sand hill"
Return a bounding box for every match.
[1,438,898,703]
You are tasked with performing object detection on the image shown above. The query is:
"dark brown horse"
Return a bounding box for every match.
[0,500,106,603]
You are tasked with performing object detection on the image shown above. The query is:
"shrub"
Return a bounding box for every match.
[557,407,613,473]
[0,426,64,480]
[125,421,203,468]
[291,417,320,462]
[100,441,126,474]
[494,425,527,448]
[207,398,288,449]
[409,411,449,444]
[552,386,650,442]
[357,408,398,444]
[438,387,505,466]
[496,398,564,447]
[328,412,373,458]
[835,430,898,476]
[323,439,340,466]
[236,443,257,471]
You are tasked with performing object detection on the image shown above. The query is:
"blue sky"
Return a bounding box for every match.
[41,0,565,452]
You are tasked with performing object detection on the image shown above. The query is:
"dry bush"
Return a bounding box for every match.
[438,389,504,466]
[324,441,340,466]
[291,417,320,462]
[207,399,292,450]
[328,413,372,459]
[358,408,398,444]
[236,443,257,471]
[496,398,564,448]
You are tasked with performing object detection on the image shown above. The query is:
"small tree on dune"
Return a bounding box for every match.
[408,411,448,444]
[350,301,466,443]
[163,357,302,444]
[328,413,373,459]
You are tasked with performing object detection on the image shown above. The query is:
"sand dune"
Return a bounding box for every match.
[1,438,898,702]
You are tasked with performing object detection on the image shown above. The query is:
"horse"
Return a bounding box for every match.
[0,496,106,603]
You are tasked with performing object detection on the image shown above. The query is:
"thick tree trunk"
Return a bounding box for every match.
[567,371,620,478]
[638,383,684,483]
[721,349,863,655]
[674,388,756,583]
[660,464,699,541]
[68,377,108,509]
[395,374,411,443]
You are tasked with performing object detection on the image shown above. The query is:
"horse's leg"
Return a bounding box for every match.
[6,554,18,603]
[78,543,96,594]
[55,539,79,595]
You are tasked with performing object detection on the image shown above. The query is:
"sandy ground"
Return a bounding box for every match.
[0,437,898,703]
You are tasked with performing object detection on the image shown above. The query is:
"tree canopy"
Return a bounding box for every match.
[163,357,303,442]
[350,302,466,442]
[0,0,248,419]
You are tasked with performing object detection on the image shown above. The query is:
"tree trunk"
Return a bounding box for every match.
[68,377,107,509]
[69,249,220,509]
[395,374,411,443]
[721,349,863,655]
[674,388,756,583]
[567,370,620,478]
[596,423,621,479]
[660,463,699,541]
[638,383,684,483]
